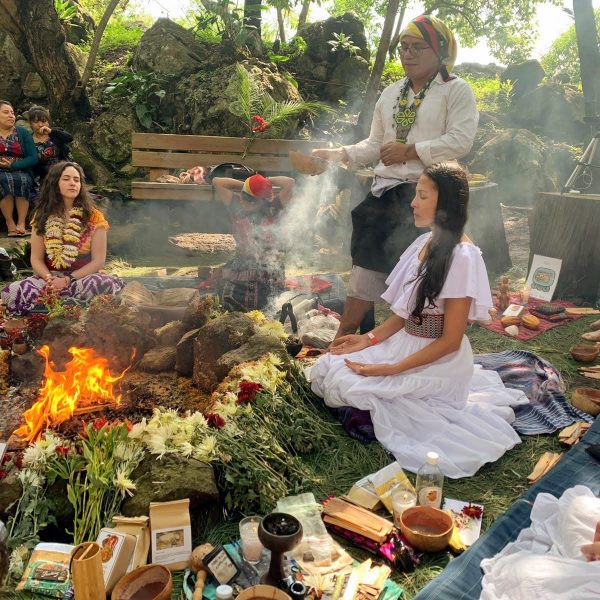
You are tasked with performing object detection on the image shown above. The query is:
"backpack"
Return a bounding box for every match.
[205,163,256,184]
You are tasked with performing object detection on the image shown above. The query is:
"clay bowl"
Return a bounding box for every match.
[111,564,172,600]
[571,387,600,417]
[237,585,292,600]
[399,506,454,553]
[570,344,600,363]
[288,150,328,175]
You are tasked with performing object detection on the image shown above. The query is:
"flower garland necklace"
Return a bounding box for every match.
[45,207,85,270]
[392,75,436,143]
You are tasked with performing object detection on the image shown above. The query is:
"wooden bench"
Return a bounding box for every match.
[131,133,324,202]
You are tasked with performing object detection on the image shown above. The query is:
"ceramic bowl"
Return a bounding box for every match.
[237,585,292,600]
[571,387,600,417]
[111,564,172,600]
[399,506,454,553]
[570,344,599,363]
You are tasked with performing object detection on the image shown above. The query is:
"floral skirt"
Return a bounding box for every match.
[0,169,34,200]
[1,272,124,315]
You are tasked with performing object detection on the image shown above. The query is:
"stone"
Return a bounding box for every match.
[22,72,47,99]
[0,32,29,105]
[216,333,289,375]
[176,328,201,377]
[138,347,177,373]
[154,320,185,347]
[501,59,545,99]
[182,294,216,330]
[10,351,45,385]
[66,43,88,78]
[132,18,208,79]
[192,313,256,391]
[39,317,88,370]
[121,454,219,516]
[510,83,587,143]
[0,471,22,520]
[91,107,136,165]
[326,55,370,102]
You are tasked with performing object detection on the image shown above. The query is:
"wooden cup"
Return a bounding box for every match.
[71,542,105,600]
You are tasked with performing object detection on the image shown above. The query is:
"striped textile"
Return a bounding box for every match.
[0,169,34,199]
[474,349,593,435]
[413,415,600,600]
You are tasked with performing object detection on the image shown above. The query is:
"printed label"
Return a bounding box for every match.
[151,525,192,565]
[418,486,442,507]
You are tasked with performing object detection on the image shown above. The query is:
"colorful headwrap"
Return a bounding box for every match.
[399,15,457,82]
[242,174,274,200]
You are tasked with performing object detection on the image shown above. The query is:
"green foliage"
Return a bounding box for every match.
[97,14,146,56]
[228,63,332,138]
[462,75,514,114]
[103,70,167,129]
[76,0,130,22]
[190,0,253,48]
[542,9,600,85]
[381,59,405,88]
[54,0,78,24]
[328,32,361,56]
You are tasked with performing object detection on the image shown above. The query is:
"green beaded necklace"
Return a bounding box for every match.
[392,75,436,143]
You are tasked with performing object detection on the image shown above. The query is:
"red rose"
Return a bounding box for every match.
[236,380,263,404]
[93,417,108,430]
[206,413,226,429]
[0,470,7,479]
[14,453,24,469]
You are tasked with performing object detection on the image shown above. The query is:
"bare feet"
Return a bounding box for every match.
[591,319,600,331]
[582,330,600,342]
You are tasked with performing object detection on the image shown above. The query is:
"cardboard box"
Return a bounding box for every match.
[96,528,136,592]
[112,515,150,572]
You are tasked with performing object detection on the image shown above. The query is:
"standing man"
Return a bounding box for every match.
[314,15,478,339]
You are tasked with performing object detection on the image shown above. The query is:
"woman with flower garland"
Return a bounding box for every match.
[1,161,123,314]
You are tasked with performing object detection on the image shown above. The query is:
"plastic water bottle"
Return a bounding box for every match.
[415,452,444,508]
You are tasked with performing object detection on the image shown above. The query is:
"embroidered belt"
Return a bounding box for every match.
[405,314,445,339]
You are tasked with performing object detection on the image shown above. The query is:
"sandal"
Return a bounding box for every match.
[7,230,20,237]
[15,229,31,237]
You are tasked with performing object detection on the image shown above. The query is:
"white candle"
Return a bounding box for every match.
[391,488,417,527]
[239,517,263,562]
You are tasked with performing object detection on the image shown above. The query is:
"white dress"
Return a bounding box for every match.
[307,233,527,478]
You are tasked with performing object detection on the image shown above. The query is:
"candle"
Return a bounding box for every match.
[391,487,417,527]
[521,286,531,306]
[239,516,264,563]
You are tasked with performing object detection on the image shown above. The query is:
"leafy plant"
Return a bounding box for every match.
[103,70,167,129]
[191,0,251,48]
[228,63,332,141]
[327,32,360,56]
[462,75,514,114]
[54,0,78,25]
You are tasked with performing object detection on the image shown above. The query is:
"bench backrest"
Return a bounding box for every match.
[132,133,325,180]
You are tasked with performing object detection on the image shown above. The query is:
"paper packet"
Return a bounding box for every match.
[369,462,415,514]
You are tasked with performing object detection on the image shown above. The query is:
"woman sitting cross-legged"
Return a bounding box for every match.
[1,161,124,314]
[308,161,527,478]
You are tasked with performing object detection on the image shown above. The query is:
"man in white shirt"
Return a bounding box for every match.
[314,15,478,339]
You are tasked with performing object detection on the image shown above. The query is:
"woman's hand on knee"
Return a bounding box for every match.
[344,359,396,377]
[48,275,69,291]
[330,334,369,355]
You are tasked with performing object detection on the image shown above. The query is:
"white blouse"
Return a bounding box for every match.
[381,233,493,322]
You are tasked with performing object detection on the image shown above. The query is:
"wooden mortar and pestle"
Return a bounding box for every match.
[191,543,214,600]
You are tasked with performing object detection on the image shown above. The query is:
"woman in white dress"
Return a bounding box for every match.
[308,162,526,478]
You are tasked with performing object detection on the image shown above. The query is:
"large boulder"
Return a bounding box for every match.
[501,59,545,99]
[176,328,201,377]
[132,18,209,79]
[22,72,47,99]
[289,13,370,102]
[91,104,136,166]
[192,313,256,391]
[121,454,219,516]
[510,83,587,143]
[469,128,578,205]
[0,32,30,105]
[217,333,289,375]
[138,346,177,373]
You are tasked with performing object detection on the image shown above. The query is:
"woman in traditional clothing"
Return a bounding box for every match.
[211,173,295,311]
[0,100,37,237]
[1,161,123,314]
[308,162,526,478]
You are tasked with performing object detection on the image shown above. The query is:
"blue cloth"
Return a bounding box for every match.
[413,414,600,600]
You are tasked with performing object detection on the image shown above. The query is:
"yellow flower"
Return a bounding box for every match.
[114,469,136,497]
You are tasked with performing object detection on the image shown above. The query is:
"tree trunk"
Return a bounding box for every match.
[356,0,401,138]
[276,7,287,43]
[297,0,310,31]
[80,0,124,90]
[0,0,90,121]
[244,0,262,37]
[388,1,407,59]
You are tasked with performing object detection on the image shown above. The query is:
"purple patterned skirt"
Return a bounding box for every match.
[1,272,124,315]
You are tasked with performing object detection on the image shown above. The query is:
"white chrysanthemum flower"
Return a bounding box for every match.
[196,435,217,458]
[145,431,169,457]
[189,412,208,429]
[114,469,136,497]
[23,444,47,468]
[128,419,147,439]
[18,469,44,488]
[179,441,194,457]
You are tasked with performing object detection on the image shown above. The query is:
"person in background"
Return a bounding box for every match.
[28,105,74,187]
[308,162,523,479]
[211,174,295,311]
[312,15,478,340]
[0,100,37,237]
[1,161,123,314]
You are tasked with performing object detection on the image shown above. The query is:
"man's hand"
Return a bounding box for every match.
[380,142,418,166]
[344,359,396,377]
[310,148,347,175]
[330,334,370,355]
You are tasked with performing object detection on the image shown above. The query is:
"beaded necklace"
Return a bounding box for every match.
[392,75,436,143]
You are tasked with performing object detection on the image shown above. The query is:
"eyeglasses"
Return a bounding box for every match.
[399,44,432,57]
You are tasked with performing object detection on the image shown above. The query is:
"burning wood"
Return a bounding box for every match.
[13,345,130,443]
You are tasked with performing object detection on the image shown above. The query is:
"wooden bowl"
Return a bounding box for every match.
[111,564,172,600]
[399,506,454,553]
[571,387,600,417]
[237,585,292,600]
[570,344,599,363]
[288,150,328,175]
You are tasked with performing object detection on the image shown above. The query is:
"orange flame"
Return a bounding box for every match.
[14,345,129,443]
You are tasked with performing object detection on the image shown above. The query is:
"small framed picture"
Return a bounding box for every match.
[203,544,240,585]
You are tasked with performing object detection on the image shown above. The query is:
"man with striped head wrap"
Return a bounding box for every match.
[313,14,478,341]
